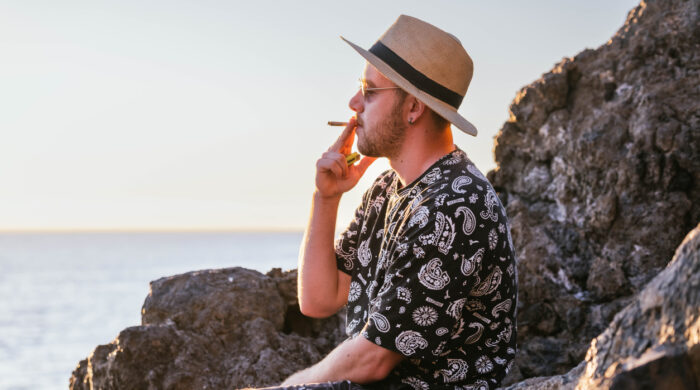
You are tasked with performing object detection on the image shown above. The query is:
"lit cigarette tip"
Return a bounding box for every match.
[327,121,349,126]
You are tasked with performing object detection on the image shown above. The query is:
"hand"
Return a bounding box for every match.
[315,117,376,199]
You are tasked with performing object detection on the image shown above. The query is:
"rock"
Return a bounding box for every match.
[500,362,586,390]
[585,256,629,301]
[142,267,287,340]
[71,0,700,387]
[69,359,88,389]
[499,223,700,389]
[69,267,346,389]
[489,0,700,381]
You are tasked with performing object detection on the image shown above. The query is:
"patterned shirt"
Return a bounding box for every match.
[335,147,517,389]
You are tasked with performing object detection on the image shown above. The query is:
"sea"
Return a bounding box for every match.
[0,231,303,390]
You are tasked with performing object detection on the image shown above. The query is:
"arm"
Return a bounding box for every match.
[297,118,376,318]
[297,193,352,318]
[280,332,405,385]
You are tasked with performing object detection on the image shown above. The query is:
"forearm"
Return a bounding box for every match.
[297,191,342,317]
[280,336,397,386]
[298,118,375,318]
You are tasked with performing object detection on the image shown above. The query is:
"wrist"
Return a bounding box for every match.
[313,189,342,203]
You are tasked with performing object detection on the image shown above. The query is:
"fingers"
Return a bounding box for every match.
[317,151,348,178]
[339,118,358,152]
[329,117,357,153]
[316,158,342,178]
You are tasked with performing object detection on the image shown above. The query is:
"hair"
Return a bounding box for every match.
[430,111,450,130]
[394,89,450,131]
[394,88,408,103]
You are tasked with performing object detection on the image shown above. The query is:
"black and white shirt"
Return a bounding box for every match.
[335,147,517,390]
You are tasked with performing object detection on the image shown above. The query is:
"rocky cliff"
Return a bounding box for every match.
[502,223,700,389]
[70,0,699,388]
[69,226,700,389]
[487,0,699,383]
[69,268,346,389]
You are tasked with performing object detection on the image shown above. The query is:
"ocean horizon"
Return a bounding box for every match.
[0,231,304,389]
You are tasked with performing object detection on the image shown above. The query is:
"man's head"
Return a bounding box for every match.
[349,63,449,158]
[341,15,477,137]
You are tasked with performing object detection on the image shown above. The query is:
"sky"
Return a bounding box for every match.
[0,0,640,232]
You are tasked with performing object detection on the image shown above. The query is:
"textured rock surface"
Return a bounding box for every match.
[69,267,346,389]
[70,0,700,388]
[500,223,700,389]
[488,0,700,381]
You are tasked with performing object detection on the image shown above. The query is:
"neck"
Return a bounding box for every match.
[389,125,455,187]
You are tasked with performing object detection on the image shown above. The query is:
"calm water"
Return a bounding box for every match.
[0,231,302,390]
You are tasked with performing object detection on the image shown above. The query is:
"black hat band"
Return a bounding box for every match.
[369,40,464,109]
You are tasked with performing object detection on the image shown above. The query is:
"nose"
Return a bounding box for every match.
[348,89,363,113]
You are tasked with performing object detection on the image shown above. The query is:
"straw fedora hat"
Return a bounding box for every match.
[341,15,477,136]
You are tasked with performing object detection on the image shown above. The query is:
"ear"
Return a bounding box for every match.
[406,95,427,122]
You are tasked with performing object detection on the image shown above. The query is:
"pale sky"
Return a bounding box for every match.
[0,0,639,232]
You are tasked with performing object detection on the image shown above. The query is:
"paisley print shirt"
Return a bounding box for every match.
[335,147,517,390]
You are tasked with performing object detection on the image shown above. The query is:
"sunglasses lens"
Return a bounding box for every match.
[358,78,367,97]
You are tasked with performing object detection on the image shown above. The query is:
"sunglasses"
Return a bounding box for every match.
[358,78,401,98]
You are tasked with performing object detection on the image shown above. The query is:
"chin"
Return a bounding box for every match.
[358,146,382,158]
[357,144,373,157]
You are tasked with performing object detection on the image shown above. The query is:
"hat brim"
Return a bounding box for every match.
[341,36,478,137]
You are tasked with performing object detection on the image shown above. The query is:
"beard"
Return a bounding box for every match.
[356,98,408,158]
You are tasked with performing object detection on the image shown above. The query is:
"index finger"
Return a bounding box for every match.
[329,117,357,153]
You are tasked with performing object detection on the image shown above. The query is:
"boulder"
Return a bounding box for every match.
[488,0,700,381]
[499,223,700,389]
[70,267,346,389]
[70,0,700,387]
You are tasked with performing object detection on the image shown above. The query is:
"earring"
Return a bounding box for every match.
[408,118,414,125]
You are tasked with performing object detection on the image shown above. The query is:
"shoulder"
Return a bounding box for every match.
[373,169,395,187]
[397,150,509,248]
[410,151,495,213]
[363,169,395,201]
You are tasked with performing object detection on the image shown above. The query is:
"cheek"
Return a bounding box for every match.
[361,103,383,126]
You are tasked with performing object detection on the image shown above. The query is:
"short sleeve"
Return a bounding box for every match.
[334,200,365,275]
[334,171,394,275]
[361,208,495,361]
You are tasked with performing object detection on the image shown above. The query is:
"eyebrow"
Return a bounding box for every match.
[361,78,378,88]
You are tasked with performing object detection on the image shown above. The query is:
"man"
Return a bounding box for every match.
[268,15,517,390]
